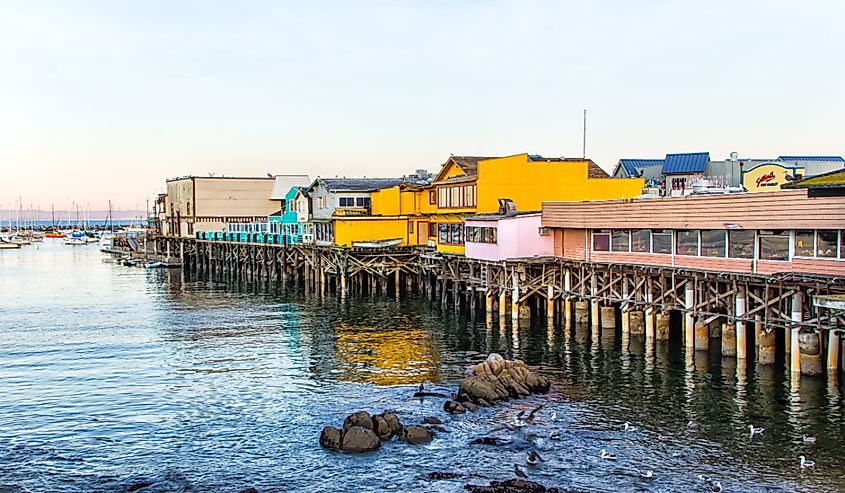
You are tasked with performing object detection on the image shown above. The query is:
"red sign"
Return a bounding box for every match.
[756,171,776,187]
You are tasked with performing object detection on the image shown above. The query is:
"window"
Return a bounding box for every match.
[676,230,699,256]
[437,184,477,208]
[438,188,447,207]
[841,231,845,259]
[592,229,610,252]
[438,223,464,245]
[429,191,436,205]
[729,230,755,259]
[408,221,414,234]
[758,230,789,261]
[355,197,370,207]
[794,230,814,257]
[429,222,437,237]
[817,230,838,258]
[186,201,192,216]
[700,230,726,257]
[538,227,550,237]
[465,226,497,244]
[612,230,630,252]
[631,229,650,253]
[318,196,327,209]
[339,197,354,207]
[651,229,672,254]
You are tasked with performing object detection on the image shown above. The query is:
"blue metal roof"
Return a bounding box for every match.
[661,152,710,174]
[618,159,664,177]
[777,156,845,163]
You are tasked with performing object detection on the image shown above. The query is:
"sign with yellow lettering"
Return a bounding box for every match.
[742,163,803,192]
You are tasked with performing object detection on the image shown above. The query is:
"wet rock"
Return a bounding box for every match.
[239,489,259,493]
[428,472,464,480]
[463,402,478,413]
[423,416,443,425]
[127,482,154,493]
[444,400,466,414]
[470,436,509,446]
[476,398,491,407]
[414,391,451,398]
[399,425,433,445]
[341,426,381,453]
[372,415,392,440]
[343,411,373,431]
[464,479,559,493]
[459,354,550,406]
[429,424,448,433]
[319,426,343,450]
[380,411,402,436]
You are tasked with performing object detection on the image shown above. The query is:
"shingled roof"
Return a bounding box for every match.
[311,177,405,192]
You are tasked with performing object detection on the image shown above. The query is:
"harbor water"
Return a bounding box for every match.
[1,241,843,492]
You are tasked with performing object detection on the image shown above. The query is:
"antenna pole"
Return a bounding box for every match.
[582,109,587,159]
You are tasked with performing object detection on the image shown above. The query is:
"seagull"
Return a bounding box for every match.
[635,467,654,479]
[550,411,557,422]
[697,474,713,483]
[749,424,764,437]
[687,421,699,430]
[710,481,723,493]
[418,382,424,392]
[526,405,544,422]
[624,422,637,432]
[800,455,815,469]
[548,431,561,441]
[600,449,617,460]
[514,464,529,478]
[803,435,816,444]
[526,451,545,466]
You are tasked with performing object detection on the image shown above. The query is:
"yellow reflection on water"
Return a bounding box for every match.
[334,321,441,386]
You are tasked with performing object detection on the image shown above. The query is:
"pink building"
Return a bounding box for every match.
[464,212,555,261]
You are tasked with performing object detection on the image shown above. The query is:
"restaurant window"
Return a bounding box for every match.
[758,230,789,261]
[592,229,610,252]
[700,230,726,257]
[794,230,814,257]
[676,230,699,256]
[817,230,838,258]
[612,230,630,252]
[651,229,672,254]
[728,230,755,259]
[631,229,650,253]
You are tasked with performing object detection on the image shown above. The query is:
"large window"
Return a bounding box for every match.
[631,229,650,253]
[729,230,755,259]
[465,226,497,244]
[651,229,672,254]
[759,230,789,261]
[841,231,845,259]
[676,230,699,256]
[339,197,354,207]
[794,230,814,257]
[592,229,610,252]
[612,230,630,252]
[437,185,477,209]
[817,230,838,258]
[700,230,726,257]
[356,197,371,207]
[439,223,464,245]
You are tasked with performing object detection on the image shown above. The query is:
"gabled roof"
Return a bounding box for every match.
[270,174,311,200]
[433,156,497,183]
[661,152,710,174]
[310,177,405,193]
[617,159,664,177]
[777,156,845,163]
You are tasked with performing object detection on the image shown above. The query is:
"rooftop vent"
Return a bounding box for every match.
[497,198,518,217]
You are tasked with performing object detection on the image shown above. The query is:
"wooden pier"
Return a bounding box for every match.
[158,236,845,379]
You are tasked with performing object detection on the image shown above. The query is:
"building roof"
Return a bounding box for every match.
[270,174,311,200]
[777,156,845,163]
[618,159,664,177]
[783,168,845,189]
[312,177,405,192]
[661,152,710,174]
[464,210,542,221]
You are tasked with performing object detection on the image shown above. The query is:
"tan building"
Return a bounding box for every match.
[164,176,277,236]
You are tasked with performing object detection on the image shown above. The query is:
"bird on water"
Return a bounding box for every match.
[687,420,699,430]
[526,451,545,466]
[623,422,637,432]
[800,455,815,469]
[803,435,816,444]
[600,449,617,460]
[548,431,561,441]
[514,464,529,478]
[749,424,764,437]
[710,481,723,493]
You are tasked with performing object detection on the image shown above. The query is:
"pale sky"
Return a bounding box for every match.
[1,0,843,210]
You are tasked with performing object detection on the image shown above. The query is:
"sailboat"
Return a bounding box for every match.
[99,200,116,249]
[45,204,64,238]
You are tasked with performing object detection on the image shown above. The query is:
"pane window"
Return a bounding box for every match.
[759,230,789,261]
[651,230,672,254]
[429,191,436,204]
[841,231,845,259]
[408,221,414,234]
[438,188,448,207]
[612,230,630,252]
[631,229,650,253]
[701,230,726,257]
[676,230,699,256]
[450,187,461,207]
[592,230,610,252]
[729,230,755,259]
[794,230,814,257]
[429,223,436,237]
[450,223,463,244]
[438,224,448,244]
[817,230,837,258]
[355,197,364,206]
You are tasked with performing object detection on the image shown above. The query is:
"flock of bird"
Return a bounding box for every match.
[501,407,818,490]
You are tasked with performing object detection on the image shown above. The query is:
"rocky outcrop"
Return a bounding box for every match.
[398,425,433,445]
[444,400,466,414]
[458,354,550,405]
[321,410,402,453]
[341,426,381,453]
[464,479,560,493]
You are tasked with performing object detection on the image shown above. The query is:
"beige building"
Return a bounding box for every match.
[164,176,277,236]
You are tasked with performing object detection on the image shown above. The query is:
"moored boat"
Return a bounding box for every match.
[351,238,402,248]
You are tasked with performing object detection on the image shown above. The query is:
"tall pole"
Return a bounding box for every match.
[582,109,587,159]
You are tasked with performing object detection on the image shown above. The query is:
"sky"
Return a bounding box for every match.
[1,0,843,211]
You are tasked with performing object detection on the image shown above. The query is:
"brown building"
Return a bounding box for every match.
[542,189,845,278]
[164,176,277,236]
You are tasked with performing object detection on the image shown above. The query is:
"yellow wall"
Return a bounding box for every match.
[333,217,411,247]
[475,154,643,213]
[370,186,401,216]
[371,186,432,216]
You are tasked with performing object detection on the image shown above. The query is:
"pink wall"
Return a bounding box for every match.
[465,214,554,261]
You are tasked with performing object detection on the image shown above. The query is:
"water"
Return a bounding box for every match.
[1,241,843,492]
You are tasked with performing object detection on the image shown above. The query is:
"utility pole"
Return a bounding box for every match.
[582,109,587,159]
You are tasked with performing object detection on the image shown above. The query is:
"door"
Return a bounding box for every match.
[417,221,429,246]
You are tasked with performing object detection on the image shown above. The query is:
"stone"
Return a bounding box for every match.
[372,415,391,440]
[427,472,463,480]
[398,425,433,445]
[444,400,466,414]
[381,411,401,436]
[423,416,443,425]
[463,402,478,413]
[319,426,342,450]
[341,426,380,453]
[343,411,373,431]
[486,353,506,376]
[465,479,559,493]
[476,398,491,407]
[429,424,448,433]
[239,489,259,493]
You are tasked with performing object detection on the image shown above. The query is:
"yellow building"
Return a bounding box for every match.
[741,162,804,192]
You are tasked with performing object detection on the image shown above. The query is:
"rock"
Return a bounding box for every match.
[239,489,259,493]
[423,416,443,425]
[470,436,509,446]
[372,415,392,440]
[381,411,401,436]
[428,471,463,480]
[459,355,550,406]
[463,402,478,413]
[444,400,466,414]
[486,353,506,376]
[341,426,381,453]
[459,375,501,403]
[429,424,448,433]
[398,425,433,445]
[476,398,491,407]
[319,426,342,450]
[343,411,373,431]
[464,479,559,493]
